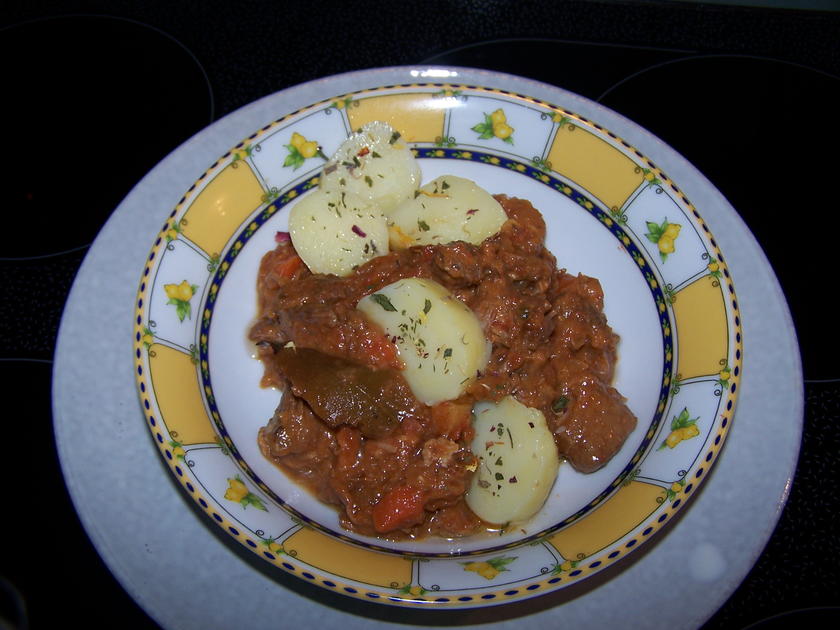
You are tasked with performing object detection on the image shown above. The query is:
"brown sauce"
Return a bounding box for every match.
[249,196,636,539]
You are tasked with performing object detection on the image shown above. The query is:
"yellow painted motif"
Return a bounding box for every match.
[331,95,353,110]
[284,132,323,170]
[550,558,580,575]
[181,163,264,257]
[397,583,427,597]
[165,219,184,243]
[169,441,185,460]
[658,407,701,450]
[547,128,641,213]
[261,537,284,555]
[290,132,319,158]
[472,108,514,143]
[224,476,267,511]
[664,423,700,448]
[672,275,728,379]
[282,528,411,587]
[644,219,682,262]
[225,477,249,502]
[163,280,198,322]
[547,481,665,559]
[347,93,446,143]
[461,556,517,580]
[164,280,194,302]
[148,344,215,444]
[665,477,686,501]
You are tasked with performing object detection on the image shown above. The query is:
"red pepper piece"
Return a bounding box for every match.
[372,486,425,533]
[272,254,302,279]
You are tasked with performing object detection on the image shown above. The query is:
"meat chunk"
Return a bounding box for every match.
[432,241,482,286]
[549,375,637,473]
[250,302,402,372]
[257,392,338,504]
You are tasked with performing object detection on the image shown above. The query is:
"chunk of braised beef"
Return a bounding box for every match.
[432,241,482,287]
[257,391,339,504]
[548,374,637,473]
[494,194,547,254]
[250,302,402,372]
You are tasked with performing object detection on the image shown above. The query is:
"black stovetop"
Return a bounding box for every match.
[1,2,838,628]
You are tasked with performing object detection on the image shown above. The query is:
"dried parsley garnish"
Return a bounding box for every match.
[371,294,397,312]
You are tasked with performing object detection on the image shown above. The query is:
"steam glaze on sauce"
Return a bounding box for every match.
[250,196,637,539]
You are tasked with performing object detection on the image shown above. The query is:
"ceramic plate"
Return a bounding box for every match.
[132,81,741,607]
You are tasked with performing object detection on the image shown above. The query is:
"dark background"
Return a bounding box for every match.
[1,1,838,628]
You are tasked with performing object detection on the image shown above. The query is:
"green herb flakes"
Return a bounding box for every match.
[371,294,397,312]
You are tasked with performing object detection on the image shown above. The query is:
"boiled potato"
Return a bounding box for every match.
[466,396,560,525]
[320,121,422,214]
[288,188,388,276]
[388,175,507,249]
[357,278,490,405]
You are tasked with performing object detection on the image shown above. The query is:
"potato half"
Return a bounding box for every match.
[288,188,389,276]
[320,121,422,214]
[357,277,490,405]
[466,396,560,525]
[388,175,507,249]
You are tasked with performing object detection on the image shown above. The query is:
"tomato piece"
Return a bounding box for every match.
[272,254,302,279]
[372,486,425,533]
